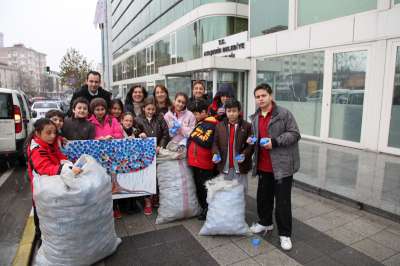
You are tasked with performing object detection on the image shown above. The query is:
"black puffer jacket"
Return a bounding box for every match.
[135,114,170,148]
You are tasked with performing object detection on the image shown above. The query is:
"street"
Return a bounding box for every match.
[0,161,32,266]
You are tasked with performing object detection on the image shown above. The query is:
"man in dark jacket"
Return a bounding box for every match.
[248,83,301,251]
[68,71,111,116]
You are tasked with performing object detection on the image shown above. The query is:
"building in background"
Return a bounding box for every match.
[0,43,46,96]
[0,60,18,89]
[103,0,400,218]
[104,0,249,100]
[0,32,4,48]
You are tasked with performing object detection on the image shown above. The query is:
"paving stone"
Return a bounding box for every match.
[303,232,346,255]
[351,238,397,262]
[325,226,366,245]
[331,246,383,266]
[235,237,275,257]
[343,218,386,238]
[292,207,317,221]
[195,234,232,250]
[305,256,343,266]
[209,242,249,265]
[304,216,339,232]
[286,240,324,264]
[254,249,301,266]
[183,250,219,266]
[370,230,400,252]
[382,253,400,266]
[114,219,128,237]
[231,257,260,266]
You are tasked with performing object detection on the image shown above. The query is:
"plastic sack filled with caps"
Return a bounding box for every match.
[155,145,201,224]
[199,175,250,235]
[33,155,121,266]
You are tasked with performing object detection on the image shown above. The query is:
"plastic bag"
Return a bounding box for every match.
[156,158,201,224]
[33,155,121,266]
[199,176,250,235]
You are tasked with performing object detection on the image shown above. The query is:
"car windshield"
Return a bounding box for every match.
[34,102,58,109]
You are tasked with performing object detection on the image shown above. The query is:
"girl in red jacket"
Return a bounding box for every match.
[26,118,81,244]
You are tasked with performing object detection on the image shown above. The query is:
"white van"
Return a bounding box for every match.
[0,88,33,161]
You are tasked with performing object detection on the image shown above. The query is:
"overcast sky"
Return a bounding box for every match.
[0,0,101,71]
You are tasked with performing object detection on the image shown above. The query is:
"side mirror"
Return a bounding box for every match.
[32,111,37,118]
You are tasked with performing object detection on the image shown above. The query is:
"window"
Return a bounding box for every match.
[250,0,288,37]
[17,95,27,119]
[298,0,377,26]
[395,0,400,4]
[170,32,177,64]
[155,36,170,72]
[388,47,400,148]
[146,45,155,75]
[0,93,13,119]
[329,50,367,142]
[257,52,325,137]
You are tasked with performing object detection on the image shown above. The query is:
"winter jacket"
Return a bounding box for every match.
[62,117,96,140]
[164,109,196,146]
[208,83,235,121]
[212,118,254,174]
[187,116,218,170]
[188,94,212,107]
[135,114,169,148]
[122,123,144,138]
[68,85,111,116]
[27,136,67,193]
[88,114,124,139]
[250,103,301,179]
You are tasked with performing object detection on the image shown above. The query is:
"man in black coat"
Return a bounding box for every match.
[68,71,111,116]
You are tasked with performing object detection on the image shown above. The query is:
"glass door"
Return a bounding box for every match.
[379,40,400,155]
[321,46,370,148]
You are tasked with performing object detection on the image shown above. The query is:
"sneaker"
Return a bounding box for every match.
[280,236,292,251]
[250,223,274,234]
[113,209,122,219]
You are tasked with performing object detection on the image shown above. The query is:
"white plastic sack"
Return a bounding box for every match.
[156,157,201,224]
[33,155,121,266]
[199,176,250,235]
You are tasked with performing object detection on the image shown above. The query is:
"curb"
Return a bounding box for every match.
[12,211,35,266]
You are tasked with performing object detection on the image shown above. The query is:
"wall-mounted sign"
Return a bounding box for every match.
[202,31,249,59]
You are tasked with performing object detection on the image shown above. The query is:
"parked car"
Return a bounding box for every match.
[31,101,62,122]
[0,88,33,161]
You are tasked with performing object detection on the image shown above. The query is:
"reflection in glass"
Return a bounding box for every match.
[298,0,377,26]
[256,52,325,137]
[329,50,367,142]
[388,47,400,148]
[250,0,288,37]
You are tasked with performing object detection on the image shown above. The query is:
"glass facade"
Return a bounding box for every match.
[329,50,367,142]
[250,0,288,37]
[113,16,248,81]
[256,52,325,137]
[112,0,248,58]
[298,0,377,26]
[388,47,400,148]
[396,0,400,4]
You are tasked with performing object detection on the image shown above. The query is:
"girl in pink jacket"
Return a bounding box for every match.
[164,92,196,146]
[88,97,124,140]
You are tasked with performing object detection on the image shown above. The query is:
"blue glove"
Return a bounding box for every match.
[173,120,181,129]
[212,154,221,163]
[169,127,178,136]
[260,138,270,146]
[235,154,245,162]
[248,136,257,144]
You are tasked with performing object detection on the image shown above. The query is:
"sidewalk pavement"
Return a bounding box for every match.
[94,177,400,266]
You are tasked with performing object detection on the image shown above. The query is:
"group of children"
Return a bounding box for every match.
[27,82,257,232]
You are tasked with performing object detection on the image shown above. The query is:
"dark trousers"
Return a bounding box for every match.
[257,172,293,237]
[33,204,41,241]
[192,167,215,210]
